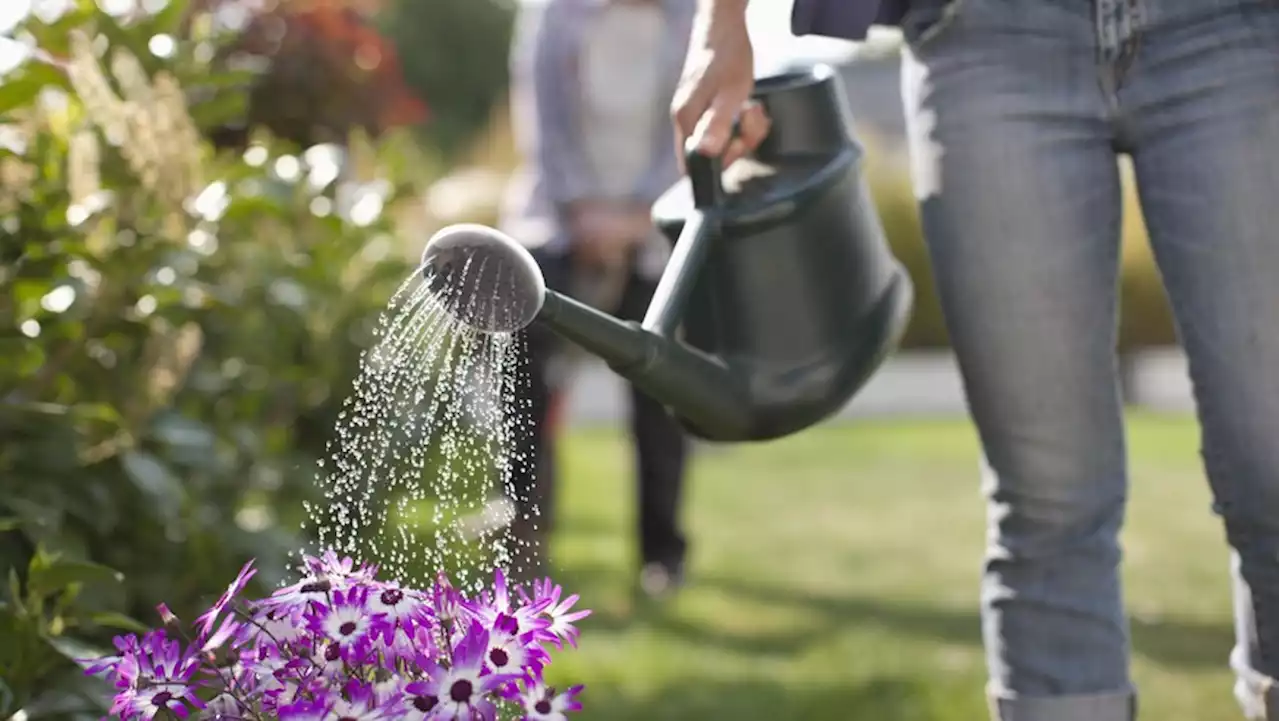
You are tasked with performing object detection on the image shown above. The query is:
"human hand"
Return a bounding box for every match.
[670,0,771,168]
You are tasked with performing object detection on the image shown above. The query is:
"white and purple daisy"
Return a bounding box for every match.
[330,681,399,720]
[301,549,379,585]
[369,581,431,650]
[98,630,205,721]
[89,556,593,720]
[516,676,585,721]
[463,568,552,641]
[276,696,333,721]
[306,586,380,649]
[248,604,308,649]
[407,621,516,721]
[484,613,550,679]
[195,560,257,640]
[519,578,593,650]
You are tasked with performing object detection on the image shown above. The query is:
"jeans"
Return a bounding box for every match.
[899,0,1278,718]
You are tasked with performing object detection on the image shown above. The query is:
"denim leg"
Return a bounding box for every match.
[1120,6,1279,717]
[901,5,1136,719]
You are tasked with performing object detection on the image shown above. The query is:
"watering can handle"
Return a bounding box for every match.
[641,140,729,337]
[685,143,726,210]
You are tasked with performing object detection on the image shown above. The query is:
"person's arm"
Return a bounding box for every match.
[508,0,595,210]
[631,4,698,207]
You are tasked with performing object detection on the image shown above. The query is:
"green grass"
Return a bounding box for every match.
[536,413,1237,721]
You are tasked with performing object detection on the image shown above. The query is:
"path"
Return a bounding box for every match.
[559,348,1196,426]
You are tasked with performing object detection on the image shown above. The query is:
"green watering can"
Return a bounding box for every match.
[420,64,913,443]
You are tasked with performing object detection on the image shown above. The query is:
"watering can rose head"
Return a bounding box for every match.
[83,549,591,720]
[419,223,548,335]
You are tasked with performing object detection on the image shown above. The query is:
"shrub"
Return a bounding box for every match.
[861,141,950,349]
[194,0,429,149]
[0,2,422,714]
[860,138,1177,351]
[1117,159,1178,350]
[377,0,517,162]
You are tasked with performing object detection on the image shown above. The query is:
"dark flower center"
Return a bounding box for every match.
[488,647,510,667]
[338,621,357,636]
[152,691,173,706]
[449,679,474,702]
[324,643,342,662]
[380,588,404,606]
[535,700,553,714]
[413,695,439,712]
[301,578,332,593]
[339,717,357,721]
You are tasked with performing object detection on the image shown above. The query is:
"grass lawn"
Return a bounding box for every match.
[537,413,1238,721]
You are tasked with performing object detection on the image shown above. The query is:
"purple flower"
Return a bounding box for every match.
[401,678,442,720]
[519,578,592,650]
[248,605,309,648]
[93,552,590,720]
[428,572,462,625]
[195,560,257,639]
[84,634,142,683]
[306,586,380,649]
[302,549,379,584]
[95,630,204,720]
[483,613,549,679]
[277,696,333,721]
[516,676,585,721]
[332,680,400,719]
[256,577,332,621]
[463,569,551,641]
[405,621,516,721]
[201,615,252,655]
[369,581,432,647]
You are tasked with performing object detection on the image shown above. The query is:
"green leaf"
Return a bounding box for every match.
[6,568,24,614]
[42,635,106,669]
[19,669,113,716]
[0,63,71,117]
[189,92,248,131]
[120,450,184,522]
[0,518,19,533]
[27,552,123,599]
[148,0,192,35]
[150,413,216,450]
[88,611,148,633]
[91,11,157,76]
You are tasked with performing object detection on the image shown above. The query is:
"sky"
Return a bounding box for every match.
[0,0,866,91]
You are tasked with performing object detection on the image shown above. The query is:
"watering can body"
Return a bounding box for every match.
[643,65,913,441]
[420,64,913,443]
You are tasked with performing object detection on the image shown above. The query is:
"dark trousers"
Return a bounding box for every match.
[509,250,689,570]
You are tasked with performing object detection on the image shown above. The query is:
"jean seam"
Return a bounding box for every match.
[902,0,970,54]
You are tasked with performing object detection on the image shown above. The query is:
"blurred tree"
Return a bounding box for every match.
[376,0,517,161]
[192,0,428,149]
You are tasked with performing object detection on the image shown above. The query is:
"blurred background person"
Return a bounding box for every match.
[497,0,697,598]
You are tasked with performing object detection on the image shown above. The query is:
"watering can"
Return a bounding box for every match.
[419,64,913,443]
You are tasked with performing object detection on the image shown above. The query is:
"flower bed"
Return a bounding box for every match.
[86,551,591,720]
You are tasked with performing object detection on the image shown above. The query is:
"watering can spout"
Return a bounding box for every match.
[419,224,753,439]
